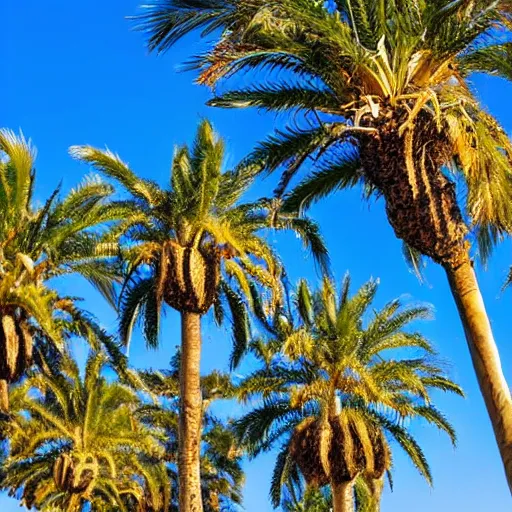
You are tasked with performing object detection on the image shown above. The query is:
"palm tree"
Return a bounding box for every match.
[0,129,130,412]
[137,355,244,512]
[133,0,512,489]
[0,349,169,512]
[235,276,463,512]
[71,119,326,511]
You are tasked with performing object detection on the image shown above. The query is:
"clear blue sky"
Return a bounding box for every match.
[3,1,511,510]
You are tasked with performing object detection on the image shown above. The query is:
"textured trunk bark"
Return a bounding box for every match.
[332,481,354,512]
[179,312,204,512]
[446,261,512,493]
[361,120,512,492]
[0,379,9,413]
[366,476,384,511]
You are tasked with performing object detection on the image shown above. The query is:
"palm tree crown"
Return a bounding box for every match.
[235,275,463,506]
[71,119,327,358]
[0,350,169,511]
[0,129,129,404]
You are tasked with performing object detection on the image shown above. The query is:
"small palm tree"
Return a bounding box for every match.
[71,119,326,511]
[0,349,169,512]
[235,275,463,512]
[133,1,512,488]
[137,356,244,512]
[0,129,130,411]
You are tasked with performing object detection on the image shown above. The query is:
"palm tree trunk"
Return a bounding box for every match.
[332,482,354,512]
[446,260,512,493]
[366,476,384,511]
[0,379,9,412]
[179,311,204,512]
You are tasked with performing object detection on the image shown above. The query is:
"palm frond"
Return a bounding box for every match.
[70,145,163,206]
[223,283,250,370]
[282,150,362,213]
[270,441,294,508]
[208,84,339,112]
[132,0,236,54]
[119,276,158,349]
[459,43,512,80]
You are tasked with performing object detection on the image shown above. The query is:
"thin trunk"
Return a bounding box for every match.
[179,311,204,512]
[332,481,354,512]
[366,476,384,511]
[446,260,512,493]
[0,379,9,413]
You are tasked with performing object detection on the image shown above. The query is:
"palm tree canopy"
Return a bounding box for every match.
[134,0,512,261]
[71,120,328,362]
[235,275,464,506]
[0,129,132,384]
[0,129,127,302]
[0,349,169,511]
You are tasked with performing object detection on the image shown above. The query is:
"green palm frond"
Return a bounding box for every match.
[70,145,164,206]
[458,43,512,80]
[270,441,295,508]
[119,276,157,349]
[374,414,433,485]
[295,279,313,326]
[245,125,340,193]
[65,260,121,309]
[222,282,251,370]
[282,150,362,213]
[208,84,340,112]
[133,0,236,54]
[420,376,465,397]
[0,129,34,217]
[414,405,457,446]
[234,399,295,454]
[272,216,330,275]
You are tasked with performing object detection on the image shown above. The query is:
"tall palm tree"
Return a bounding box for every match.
[71,119,326,511]
[235,276,463,512]
[0,349,169,512]
[137,355,244,512]
[133,1,512,489]
[0,129,130,412]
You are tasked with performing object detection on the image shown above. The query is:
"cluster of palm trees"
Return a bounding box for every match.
[2,0,512,510]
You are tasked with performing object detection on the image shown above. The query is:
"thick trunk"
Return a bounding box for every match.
[360,118,512,492]
[0,379,8,413]
[179,312,204,512]
[332,481,354,512]
[446,261,512,493]
[360,115,467,268]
